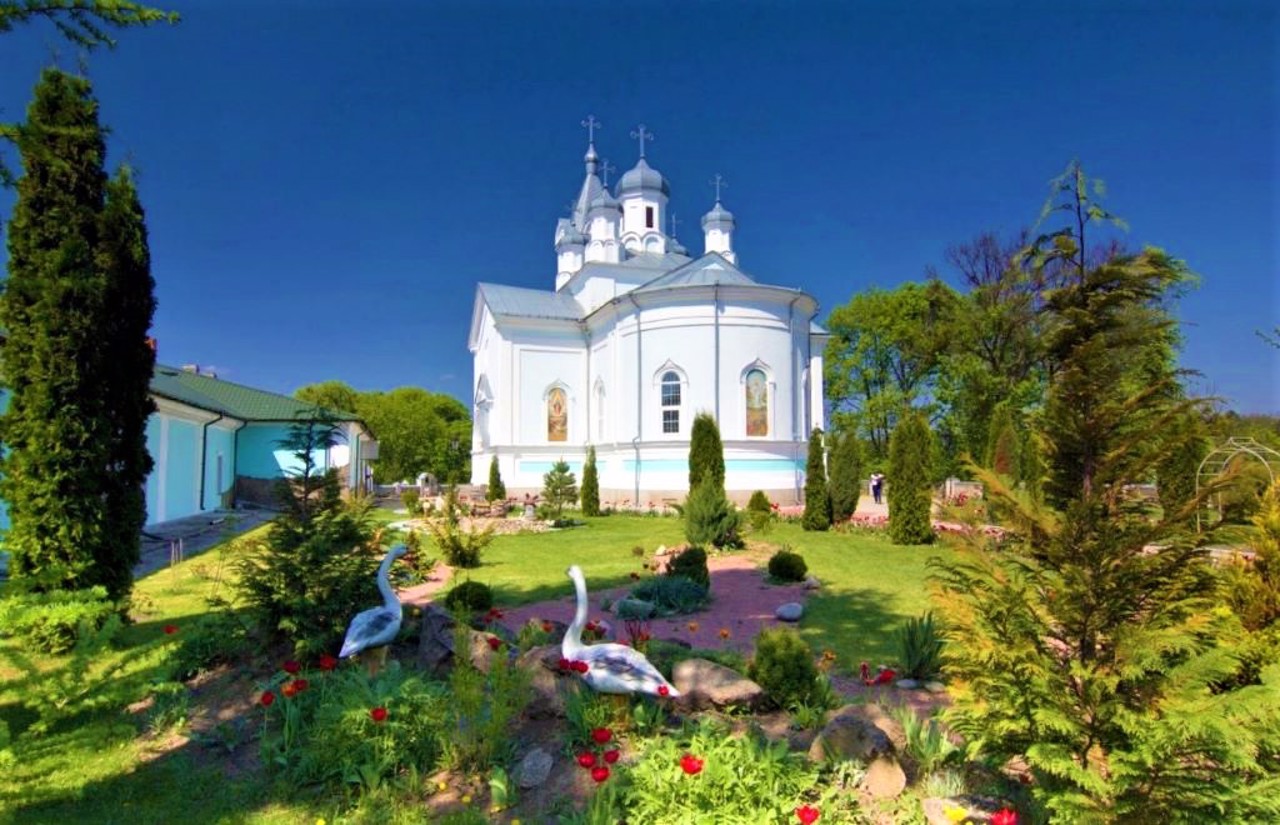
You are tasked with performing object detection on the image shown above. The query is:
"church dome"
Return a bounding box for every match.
[587,189,621,213]
[701,200,735,228]
[617,158,670,197]
[556,224,586,248]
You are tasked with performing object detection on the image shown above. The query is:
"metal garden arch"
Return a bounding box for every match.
[1195,437,1280,531]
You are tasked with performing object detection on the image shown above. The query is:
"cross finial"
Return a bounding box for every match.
[669,211,681,239]
[601,159,616,188]
[711,173,727,202]
[581,114,600,145]
[631,124,653,159]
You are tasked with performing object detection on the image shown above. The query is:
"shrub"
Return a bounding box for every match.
[580,446,600,516]
[442,620,529,772]
[541,460,578,518]
[767,548,808,583]
[896,611,945,680]
[0,586,116,653]
[486,456,506,503]
[683,479,742,549]
[630,575,709,616]
[892,706,960,776]
[802,429,832,531]
[166,603,250,680]
[444,581,494,615]
[748,627,820,709]
[888,410,935,545]
[689,413,726,492]
[425,516,493,569]
[667,545,710,588]
[746,490,776,534]
[828,431,863,523]
[400,488,422,515]
[747,490,772,513]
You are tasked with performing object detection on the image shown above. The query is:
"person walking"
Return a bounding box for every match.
[870,472,884,505]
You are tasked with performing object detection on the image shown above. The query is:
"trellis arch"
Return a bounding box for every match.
[1196,436,1280,531]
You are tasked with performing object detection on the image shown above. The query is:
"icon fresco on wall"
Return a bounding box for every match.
[548,387,568,442]
[745,369,768,436]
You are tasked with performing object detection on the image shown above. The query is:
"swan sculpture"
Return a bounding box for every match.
[339,544,408,675]
[562,565,679,698]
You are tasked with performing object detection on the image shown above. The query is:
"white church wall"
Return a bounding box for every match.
[515,345,584,445]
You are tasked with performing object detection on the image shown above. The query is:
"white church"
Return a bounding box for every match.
[468,122,827,506]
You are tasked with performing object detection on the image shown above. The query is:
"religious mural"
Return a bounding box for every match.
[547,387,568,442]
[745,368,768,436]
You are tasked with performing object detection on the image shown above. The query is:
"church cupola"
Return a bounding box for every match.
[701,174,736,264]
[584,189,623,264]
[617,124,670,255]
[555,219,586,289]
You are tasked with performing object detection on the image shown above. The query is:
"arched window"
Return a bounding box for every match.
[661,370,681,434]
[744,368,768,436]
[547,386,568,442]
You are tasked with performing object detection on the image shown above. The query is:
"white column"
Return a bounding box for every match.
[808,351,825,433]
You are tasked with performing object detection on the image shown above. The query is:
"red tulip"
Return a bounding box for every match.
[541,621,554,633]
[859,661,870,682]
[259,690,275,707]
[992,810,1018,825]
[603,749,620,764]
[577,751,597,769]
[796,805,820,824]
[370,706,388,723]
[291,678,308,693]
[591,765,610,783]
[487,636,502,651]
[281,681,299,698]
[163,624,178,635]
[283,660,301,674]
[680,754,704,775]
[318,653,338,671]
[657,685,670,697]
[591,727,612,745]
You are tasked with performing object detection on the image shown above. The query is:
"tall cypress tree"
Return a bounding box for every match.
[828,430,863,523]
[580,445,600,516]
[688,412,725,492]
[1,69,155,601]
[802,428,831,531]
[888,410,935,544]
[486,455,506,503]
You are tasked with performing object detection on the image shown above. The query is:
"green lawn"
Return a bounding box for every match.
[0,512,939,823]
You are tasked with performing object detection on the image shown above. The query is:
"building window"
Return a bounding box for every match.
[661,370,681,433]
[547,386,567,442]
[645,206,655,229]
[745,368,768,436]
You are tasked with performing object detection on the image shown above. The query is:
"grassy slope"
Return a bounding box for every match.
[0,513,938,823]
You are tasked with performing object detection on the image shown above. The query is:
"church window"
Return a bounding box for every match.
[645,206,655,229]
[547,387,567,442]
[745,368,768,437]
[661,370,681,434]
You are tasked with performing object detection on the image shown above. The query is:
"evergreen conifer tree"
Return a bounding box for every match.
[580,445,600,516]
[486,455,505,503]
[828,431,863,523]
[688,412,725,492]
[541,460,577,519]
[888,410,935,544]
[801,428,831,531]
[1,69,155,601]
[984,403,1018,476]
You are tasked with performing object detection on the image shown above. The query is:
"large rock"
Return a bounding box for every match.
[673,658,766,711]
[516,747,554,789]
[775,602,804,622]
[515,645,577,719]
[415,604,503,675]
[808,703,900,763]
[861,756,907,799]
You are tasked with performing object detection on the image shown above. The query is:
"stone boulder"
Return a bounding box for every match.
[515,645,577,719]
[416,604,505,676]
[516,747,554,789]
[861,755,908,799]
[775,602,804,622]
[807,703,901,763]
[673,658,766,711]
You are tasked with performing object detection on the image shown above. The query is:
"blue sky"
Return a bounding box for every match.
[1,0,1276,412]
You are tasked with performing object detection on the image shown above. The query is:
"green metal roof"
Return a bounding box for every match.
[150,364,363,423]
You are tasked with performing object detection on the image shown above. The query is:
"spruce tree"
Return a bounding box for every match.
[541,460,577,519]
[888,410,935,544]
[828,431,863,523]
[984,403,1018,476]
[580,445,600,516]
[688,412,725,492]
[486,455,506,503]
[1,69,155,602]
[801,428,831,531]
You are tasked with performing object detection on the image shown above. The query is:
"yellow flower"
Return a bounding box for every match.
[316,820,326,825]
[944,804,968,822]
[437,781,448,791]
[512,820,522,825]
[461,794,472,804]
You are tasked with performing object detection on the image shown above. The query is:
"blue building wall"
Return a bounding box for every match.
[164,418,202,523]
[236,423,328,478]
[201,424,237,511]
[144,417,163,524]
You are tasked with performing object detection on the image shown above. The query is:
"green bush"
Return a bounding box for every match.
[442,621,529,772]
[580,446,600,516]
[888,410,936,545]
[683,479,742,549]
[486,456,506,503]
[630,575,709,616]
[166,604,250,680]
[444,581,494,615]
[802,428,832,531]
[688,412,726,492]
[767,548,808,583]
[896,611,945,680]
[0,586,116,653]
[400,488,422,515]
[748,626,820,709]
[747,491,776,534]
[667,545,710,588]
[425,513,494,569]
[747,490,772,513]
[892,706,960,776]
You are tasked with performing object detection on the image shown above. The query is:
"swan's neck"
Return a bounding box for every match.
[564,570,588,658]
[377,551,401,615]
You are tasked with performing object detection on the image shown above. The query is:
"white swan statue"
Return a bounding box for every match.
[339,544,408,675]
[562,564,679,698]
